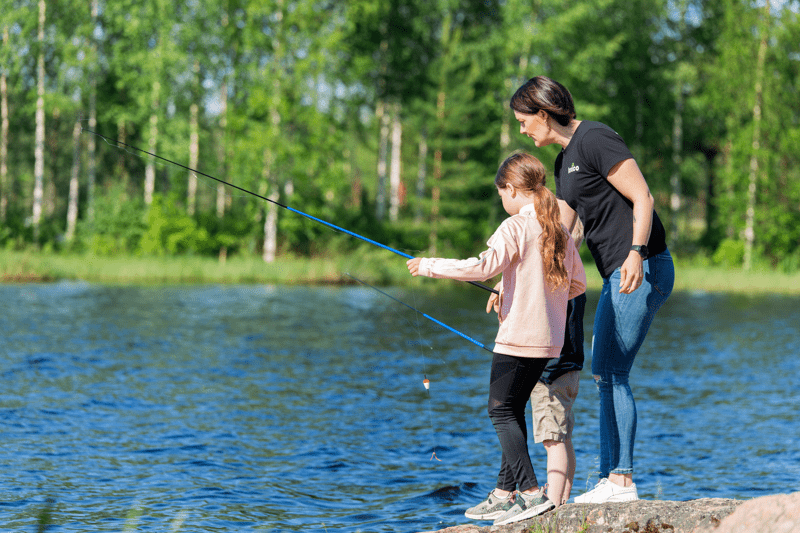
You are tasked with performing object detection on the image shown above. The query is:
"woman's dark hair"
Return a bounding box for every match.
[510,76,577,127]
[495,151,569,290]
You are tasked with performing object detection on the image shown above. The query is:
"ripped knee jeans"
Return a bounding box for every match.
[591,249,674,477]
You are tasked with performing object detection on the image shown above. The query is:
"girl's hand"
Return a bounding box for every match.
[407,258,423,276]
[486,282,502,314]
[619,251,644,293]
[486,293,499,314]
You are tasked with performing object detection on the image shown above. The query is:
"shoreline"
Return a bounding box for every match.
[2,250,800,295]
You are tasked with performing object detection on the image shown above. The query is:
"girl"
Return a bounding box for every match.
[510,75,675,503]
[407,152,586,526]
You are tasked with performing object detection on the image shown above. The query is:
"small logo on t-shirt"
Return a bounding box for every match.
[568,162,580,174]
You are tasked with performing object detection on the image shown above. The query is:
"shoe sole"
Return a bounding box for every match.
[493,500,555,525]
[464,510,506,520]
[575,493,639,504]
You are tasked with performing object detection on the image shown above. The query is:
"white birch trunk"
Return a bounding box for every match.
[66,119,81,241]
[743,11,768,271]
[429,90,446,256]
[32,0,46,240]
[263,0,284,263]
[415,131,427,224]
[262,148,278,263]
[1,26,8,222]
[670,90,683,248]
[116,119,128,191]
[375,100,389,221]
[389,103,402,222]
[87,0,98,223]
[188,102,199,216]
[216,80,228,219]
[144,81,160,206]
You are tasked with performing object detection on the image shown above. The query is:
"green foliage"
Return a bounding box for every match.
[139,194,212,256]
[1,0,798,273]
[712,239,745,268]
[75,187,147,255]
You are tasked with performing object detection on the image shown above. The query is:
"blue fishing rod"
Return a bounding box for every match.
[83,129,498,296]
[346,274,492,353]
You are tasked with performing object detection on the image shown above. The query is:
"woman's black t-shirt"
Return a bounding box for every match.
[554,121,667,278]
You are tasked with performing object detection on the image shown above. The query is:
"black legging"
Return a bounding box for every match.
[488,352,549,492]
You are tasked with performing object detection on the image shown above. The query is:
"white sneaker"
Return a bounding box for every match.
[574,478,639,503]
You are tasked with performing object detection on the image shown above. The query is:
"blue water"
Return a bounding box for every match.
[1,283,799,531]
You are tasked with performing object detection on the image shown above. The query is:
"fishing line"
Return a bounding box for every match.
[408,286,441,461]
[82,128,498,295]
[90,128,252,201]
[345,274,492,353]
[347,273,492,462]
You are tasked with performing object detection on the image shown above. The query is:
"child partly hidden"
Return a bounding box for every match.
[407,152,586,526]
[489,218,587,509]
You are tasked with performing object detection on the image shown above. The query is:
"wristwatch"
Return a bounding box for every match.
[631,245,649,258]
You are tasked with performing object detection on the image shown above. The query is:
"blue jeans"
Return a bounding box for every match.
[591,249,674,477]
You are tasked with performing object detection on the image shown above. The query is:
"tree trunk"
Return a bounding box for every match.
[389,103,402,222]
[144,80,160,206]
[263,0,284,263]
[415,130,428,224]
[87,0,98,223]
[429,90,446,256]
[262,148,278,263]
[670,88,683,248]
[216,80,228,219]
[45,107,59,218]
[116,119,129,193]
[375,100,389,221]
[187,60,200,216]
[743,6,769,271]
[66,119,81,241]
[32,0,46,241]
[188,102,199,215]
[1,26,8,222]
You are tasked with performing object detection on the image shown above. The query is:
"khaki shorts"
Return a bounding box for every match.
[530,371,580,444]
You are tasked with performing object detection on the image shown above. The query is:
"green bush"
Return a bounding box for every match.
[712,239,745,268]
[138,194,215,256]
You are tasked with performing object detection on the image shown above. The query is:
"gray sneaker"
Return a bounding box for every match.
[493,489,555,526]
[464,490,514,520]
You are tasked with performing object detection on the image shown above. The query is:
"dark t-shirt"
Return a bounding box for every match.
[554,121,667,278]
[540,293,586,385]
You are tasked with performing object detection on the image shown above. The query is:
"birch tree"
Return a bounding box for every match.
[0,26,8,222]
[32,0,45,241]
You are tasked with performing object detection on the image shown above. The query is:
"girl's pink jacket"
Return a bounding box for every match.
[418,204,586,358]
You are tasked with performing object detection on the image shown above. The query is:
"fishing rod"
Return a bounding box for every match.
[82,128,498,296]
[346,274,492,353]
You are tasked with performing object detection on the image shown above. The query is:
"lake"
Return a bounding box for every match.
[1,282,798,532]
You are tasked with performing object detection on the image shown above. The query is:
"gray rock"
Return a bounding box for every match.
[417,498,743,533]
[698,492,800,533]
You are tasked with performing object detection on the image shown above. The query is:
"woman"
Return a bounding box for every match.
[509,76,674,503]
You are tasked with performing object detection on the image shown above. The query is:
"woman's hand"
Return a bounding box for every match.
[619,251,644,293]
[406,258,423,276]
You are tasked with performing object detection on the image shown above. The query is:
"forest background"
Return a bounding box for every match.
[1,0,799,286]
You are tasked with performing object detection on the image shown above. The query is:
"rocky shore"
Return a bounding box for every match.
[417,491,800,533]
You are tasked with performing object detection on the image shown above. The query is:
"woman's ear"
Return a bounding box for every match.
[538,110,550,127]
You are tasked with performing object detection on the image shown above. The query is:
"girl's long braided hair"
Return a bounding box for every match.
[495,152,569,290]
